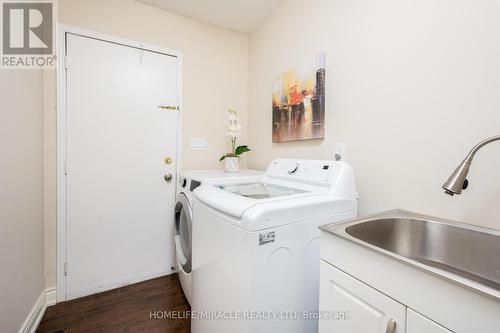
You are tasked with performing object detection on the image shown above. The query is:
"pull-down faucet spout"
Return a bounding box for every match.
[442,135,500,196]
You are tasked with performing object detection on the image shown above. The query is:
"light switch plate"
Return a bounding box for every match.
[335,143,346,161]
[190,137,208,151]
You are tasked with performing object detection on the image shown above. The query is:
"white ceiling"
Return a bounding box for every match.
[136,0,284,34]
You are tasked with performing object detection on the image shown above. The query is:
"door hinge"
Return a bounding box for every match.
[64,262,68,276]
[64,55,69,69]
[64,161,69,176]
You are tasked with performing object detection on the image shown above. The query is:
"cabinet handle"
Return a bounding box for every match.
[386,319,396,333]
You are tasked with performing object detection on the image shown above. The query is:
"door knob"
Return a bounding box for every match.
[164,173,173,182]
[386,319,396,333]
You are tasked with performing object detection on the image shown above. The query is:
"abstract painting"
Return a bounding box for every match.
[272,53,326,143]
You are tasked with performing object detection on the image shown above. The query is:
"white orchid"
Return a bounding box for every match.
[220,108,251,162]
[227,123,242,138]
[228,109,238,121]
[225,109,242,138]
[229,123,242,132]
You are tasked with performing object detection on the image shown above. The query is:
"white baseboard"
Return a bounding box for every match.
[18,291,46,333]
[46,287,57,306]
[18,287,57,333]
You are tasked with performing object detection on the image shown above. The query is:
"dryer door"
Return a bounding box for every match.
[174,193,192,273]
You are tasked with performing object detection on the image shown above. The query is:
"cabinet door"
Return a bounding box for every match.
[407,309,453,333]
[319,261,406,333]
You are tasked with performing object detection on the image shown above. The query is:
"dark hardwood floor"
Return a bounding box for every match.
[36,274,190,333]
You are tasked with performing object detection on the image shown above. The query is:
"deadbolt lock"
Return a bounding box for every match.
[164,157,173,165]
[158,105,179,111]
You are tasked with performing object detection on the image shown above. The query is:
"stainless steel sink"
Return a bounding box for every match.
[321,210,500,298]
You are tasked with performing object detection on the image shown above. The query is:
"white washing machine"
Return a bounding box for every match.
[191,159,358,333]
[174,169,263,304]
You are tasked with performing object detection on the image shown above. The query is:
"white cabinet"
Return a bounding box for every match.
[320,230,499,332]
[319,260,457,333]
[407,309,453,333]
[319,261,406,333]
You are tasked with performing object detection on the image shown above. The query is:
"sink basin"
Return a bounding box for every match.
[321,210,500,298]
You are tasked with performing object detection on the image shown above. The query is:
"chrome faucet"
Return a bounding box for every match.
[442,135,500,196]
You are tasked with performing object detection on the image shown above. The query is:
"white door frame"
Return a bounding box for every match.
[56,24,183,302]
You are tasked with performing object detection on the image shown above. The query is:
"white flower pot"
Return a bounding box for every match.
[222,157,241,173]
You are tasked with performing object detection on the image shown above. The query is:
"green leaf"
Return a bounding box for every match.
[235,145,251,156]
[219,153,235,161]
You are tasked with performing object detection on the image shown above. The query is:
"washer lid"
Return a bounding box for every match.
[217,182,308,199]
[193,160,358,220]
[193,182,316,218]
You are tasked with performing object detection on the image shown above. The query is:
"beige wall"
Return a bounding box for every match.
[0,71,45,332]
[247,0,500,230]
[43,0,249,288]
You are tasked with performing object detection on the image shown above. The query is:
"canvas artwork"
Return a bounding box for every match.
[272,53,326,143]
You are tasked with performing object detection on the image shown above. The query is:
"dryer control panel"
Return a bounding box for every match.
[266,159,335,184]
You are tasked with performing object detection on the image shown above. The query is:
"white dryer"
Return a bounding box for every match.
[191,159,358,333]
[174,169,263,304]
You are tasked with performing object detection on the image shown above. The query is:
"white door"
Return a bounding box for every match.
[65,33,179,299]
[407,309,453,333]
[319,261,406,333]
